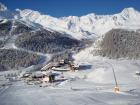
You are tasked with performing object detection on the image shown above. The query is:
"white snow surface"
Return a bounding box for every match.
[0,3,140,105]
[15,7,140,39]
[0,3,7,11]
[73,47,140,86]
[0,52,140,105]
[1,2,140,39]
[0,58,140,105]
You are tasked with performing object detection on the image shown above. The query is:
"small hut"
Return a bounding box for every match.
[42,71,59,83]
[69,62,79,71]
[31,71,45,81]
[59,59,65,65]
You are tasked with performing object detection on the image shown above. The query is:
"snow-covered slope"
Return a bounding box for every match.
[0,3,7,11]
[0,3,17,19]
[16,9,86,39]
[0,2,140,39]
[15,7,140,39]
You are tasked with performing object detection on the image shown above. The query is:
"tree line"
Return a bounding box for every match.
[0,49,41,71]
[15,29,83,53]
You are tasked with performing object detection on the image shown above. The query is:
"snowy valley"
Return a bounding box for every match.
[0,2,140,105]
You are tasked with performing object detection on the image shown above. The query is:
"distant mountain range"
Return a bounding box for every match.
[1,3,140,40]
[1,2,140,71]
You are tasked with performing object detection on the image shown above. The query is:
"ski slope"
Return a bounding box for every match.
[0,54,140,105]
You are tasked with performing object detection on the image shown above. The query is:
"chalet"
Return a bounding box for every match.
[31,72,45,79]
[59,59,65,65]
[42,71,59,83]
[41,60,80,72]
[69,62,79,71]
[41,62,59,71]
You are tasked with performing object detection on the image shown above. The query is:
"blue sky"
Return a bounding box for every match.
[0,0,140,17]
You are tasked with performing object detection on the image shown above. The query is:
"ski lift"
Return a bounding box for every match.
[105,62,120,93]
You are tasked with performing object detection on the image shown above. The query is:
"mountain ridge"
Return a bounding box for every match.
[0,3,7,11]
[16,7,140,39]
[0,2,140,40]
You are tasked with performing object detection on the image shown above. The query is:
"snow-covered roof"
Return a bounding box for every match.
[47,71,60,76]
[41,62,59,70]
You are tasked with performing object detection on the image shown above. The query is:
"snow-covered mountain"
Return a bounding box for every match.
[16,7,140,39]
[0,3,7,11]
[0,3,17,19]
[0,2,140,39]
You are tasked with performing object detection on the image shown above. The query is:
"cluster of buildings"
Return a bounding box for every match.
[41,59,79,72]
[21,59,80,86]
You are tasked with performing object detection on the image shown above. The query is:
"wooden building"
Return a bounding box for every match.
[41,62,59,71]
[42,72,59,83]
[69,62,79,71]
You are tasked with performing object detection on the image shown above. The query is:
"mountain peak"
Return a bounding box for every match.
[123,7,135,11]
[121,7,138,15]
[0,2,7,11]
[120,7,140,19]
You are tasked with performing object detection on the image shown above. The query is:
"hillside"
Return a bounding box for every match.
[0,18,86,71]
[80,29,140,59]
[15,29,83,53]
[0,2,140,105]
[16,7,140,39]
[0,49,41,71]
